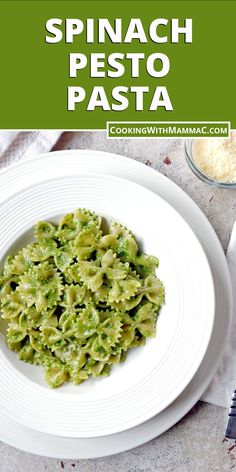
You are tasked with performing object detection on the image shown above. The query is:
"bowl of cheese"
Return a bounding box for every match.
[185,133,236,188]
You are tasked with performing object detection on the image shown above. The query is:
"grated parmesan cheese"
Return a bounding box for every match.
[192,132,236,182]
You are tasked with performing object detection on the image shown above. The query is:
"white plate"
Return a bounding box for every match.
[0,173,214,438]
[0,150,232,458]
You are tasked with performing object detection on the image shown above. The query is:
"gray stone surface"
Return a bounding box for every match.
[1,132,236,471]
[0,403,234,472]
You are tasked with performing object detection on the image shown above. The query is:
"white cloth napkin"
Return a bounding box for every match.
[201,223,236,408]
[0,131,61,169]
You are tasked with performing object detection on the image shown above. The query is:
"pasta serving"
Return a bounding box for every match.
[0,209,165,388]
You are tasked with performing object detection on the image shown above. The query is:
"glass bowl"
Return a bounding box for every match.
[184,139,236,189]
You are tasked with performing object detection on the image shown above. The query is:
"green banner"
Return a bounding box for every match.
[0,1,235,130]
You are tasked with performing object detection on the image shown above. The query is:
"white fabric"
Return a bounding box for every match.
[201,223,235,407]
[0,130,234,408]
[0,131,61,169]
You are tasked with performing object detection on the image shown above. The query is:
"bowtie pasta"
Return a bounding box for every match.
[0,209,165,388]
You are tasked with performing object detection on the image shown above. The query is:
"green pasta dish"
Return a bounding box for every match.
[0,209,165,388]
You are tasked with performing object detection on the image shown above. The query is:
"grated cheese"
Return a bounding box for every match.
[192,132,236,182]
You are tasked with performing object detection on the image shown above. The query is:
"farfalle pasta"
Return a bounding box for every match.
[0,209,165,388]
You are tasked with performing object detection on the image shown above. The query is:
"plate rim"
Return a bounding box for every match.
[0,171,215,438]
[0,149,232,459]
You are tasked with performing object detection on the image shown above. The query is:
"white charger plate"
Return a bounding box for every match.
[0,173,214,438]
[0,150,232,458]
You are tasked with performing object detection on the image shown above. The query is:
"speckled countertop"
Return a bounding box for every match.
[1,132,236,472]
